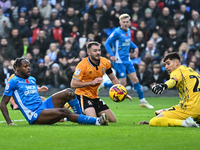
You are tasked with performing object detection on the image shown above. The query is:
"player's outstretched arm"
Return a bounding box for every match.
[71,77,103,88]
[0,95,15,125]
[152,83,168,94]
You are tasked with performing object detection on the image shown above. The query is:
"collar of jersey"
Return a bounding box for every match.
[88,57,100,67]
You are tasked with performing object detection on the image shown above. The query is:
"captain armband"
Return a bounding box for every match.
[164,77,178,89]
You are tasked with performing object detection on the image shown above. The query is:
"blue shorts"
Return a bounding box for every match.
[113,61,135,78]
[29,96,54,124]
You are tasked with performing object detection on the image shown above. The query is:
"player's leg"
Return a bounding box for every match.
[127,72,154,109]
[113,62,127,86]
[51,88,82,114]
[84,107,98,118]
[77,95,97,117]
[99,109,116,122]
[95,98,116,122]
[33,108,108,125]
[149,107,199,127]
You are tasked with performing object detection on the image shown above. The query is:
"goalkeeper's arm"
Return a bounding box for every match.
[152,78,177,94]
[164,77,177,89]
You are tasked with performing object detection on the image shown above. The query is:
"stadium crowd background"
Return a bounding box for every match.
[0,0,200,91]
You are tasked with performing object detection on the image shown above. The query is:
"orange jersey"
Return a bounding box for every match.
[73,57,113,99]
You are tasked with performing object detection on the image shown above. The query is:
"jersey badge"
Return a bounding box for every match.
[102,67,106,74]
[75,68,81,75]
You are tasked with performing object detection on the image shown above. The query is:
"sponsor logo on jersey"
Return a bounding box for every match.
[75,68,81,75]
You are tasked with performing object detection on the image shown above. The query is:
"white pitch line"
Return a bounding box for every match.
[0,119,26,123]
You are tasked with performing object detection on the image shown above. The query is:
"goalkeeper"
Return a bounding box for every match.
[140,52,200,127]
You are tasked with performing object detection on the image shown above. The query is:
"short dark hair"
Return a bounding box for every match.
[163,52,181,62]
[86,41,101,51]
[12,57,29,70]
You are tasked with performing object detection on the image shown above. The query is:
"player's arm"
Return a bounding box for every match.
[38,86,48,92]
[130,42,138,58]
[104,31,119,57]
[0,95,15,125]
[71,77,103,88]
[152,78,177,94]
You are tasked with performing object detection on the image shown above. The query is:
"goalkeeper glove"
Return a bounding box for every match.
[152,83,168,94]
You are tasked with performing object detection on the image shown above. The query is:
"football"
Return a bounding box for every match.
[109,84,127,102]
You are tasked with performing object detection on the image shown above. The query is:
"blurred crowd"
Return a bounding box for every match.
[0,0,200,91]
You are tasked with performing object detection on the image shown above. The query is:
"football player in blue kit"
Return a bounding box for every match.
[104,13,153,109]
[0,58,108,126]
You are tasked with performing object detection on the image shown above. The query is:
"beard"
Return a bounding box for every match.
[91,54,100,61]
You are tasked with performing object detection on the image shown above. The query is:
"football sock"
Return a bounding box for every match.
[133,82,144,100]
[77,114,97,125]
[68,97,82,114]
[149,116,183,127]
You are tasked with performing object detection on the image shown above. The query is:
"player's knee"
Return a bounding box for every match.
[64,88,76,100]
[149,117,159,126]
[109,117,117,122]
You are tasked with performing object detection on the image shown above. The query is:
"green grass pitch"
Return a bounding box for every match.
[0,97,200,150]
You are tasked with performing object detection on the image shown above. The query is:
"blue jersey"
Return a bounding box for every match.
[104,27,138,63]
[4,75,42,121]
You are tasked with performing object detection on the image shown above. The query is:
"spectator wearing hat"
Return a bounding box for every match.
[138,8,157,33]
[49,8,59,27]
[38,0,52,19]
[33,58,48,86]
[43,63,69,89]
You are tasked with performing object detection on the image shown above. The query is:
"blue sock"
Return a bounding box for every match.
[104,82,113,88]
[77,114,96,125]
[68,97,82,114]
[133,82,144,100]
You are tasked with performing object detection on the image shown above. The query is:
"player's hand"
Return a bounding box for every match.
[40,96,46,101]
[110,56,116,62]
[126,94,132,101]
[93,77,103,85]
[38,86,48,92]
[152,83,167,94]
